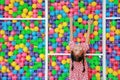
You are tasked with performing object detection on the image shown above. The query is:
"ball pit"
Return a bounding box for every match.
[0,20,45,80]
[106,0,120,17]
[106,20,120,80]
[48,55,103,80]
[48,0,103,54]
[0,0,45,18]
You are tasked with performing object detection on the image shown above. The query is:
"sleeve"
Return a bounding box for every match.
[69,41,75,51]
[81,43,89,52]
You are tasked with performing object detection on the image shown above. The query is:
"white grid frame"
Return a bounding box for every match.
[0,0,114,80]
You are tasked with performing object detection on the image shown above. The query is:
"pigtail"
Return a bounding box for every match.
[71,51,74,71]
[82,53,85,73]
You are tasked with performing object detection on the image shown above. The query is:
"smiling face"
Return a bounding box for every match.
[72,44,84,57]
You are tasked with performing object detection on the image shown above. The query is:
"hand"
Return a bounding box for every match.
[88,19,93,25]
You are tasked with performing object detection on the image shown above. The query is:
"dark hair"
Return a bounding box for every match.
[71,51,85,73]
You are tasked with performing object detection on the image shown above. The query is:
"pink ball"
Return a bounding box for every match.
[4,12,8,17]
[56,38,61,42]
[22,53,27,57]
[38,72,43,77]
[0,43,2,47]
[94,26,98,31]
[48,72,52,76]
[58,6,62,10]
[110,31,115,36]
[82,20,87,25]
[96,5,101,9]
[85,10,89,15]
[36,58,41,62]
[32,0,37,3]
[55,65,60,71]
[16,15,21,18]
[74,11,78,15]
[0,5,4,10]
[61,1,65,6]
[49,28,54,34]
[13,7,17,12]
[74,6,79,10]
[68,13,73,17]
[9,46,14,51]
[12,75,17,80]
[49,46,53,51]
[8,72,13,77]
[19,62,24,67]
[8,15,12,18]
[57,56,62,61]
[49,76,54,80]
[70,9,74,13]
[66,1,69,5]
[78,33,83,38]
[74,1,78,5]
[11,31,16,36]
[4,35,8,41]
[63,56,67,59]
[33,9,38,13]
[37,4,42,9]
[7,42,11,47]
[33,14,38,18]
[5,0,10,4]
[30,23,34,28]
[56,47,61,53]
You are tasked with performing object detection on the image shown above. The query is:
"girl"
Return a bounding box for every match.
[69,17,92,80]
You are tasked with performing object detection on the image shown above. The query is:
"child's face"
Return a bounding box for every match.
[73,44,83,56]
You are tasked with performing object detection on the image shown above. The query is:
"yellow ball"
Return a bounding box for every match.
[50,51,54,54]
[28,11,33,16]
[77,38,81,42]
[23,8,28,14]
[93,21,98,26]
[8,51,13,56]
[66,59,70,63]
[4,6,9,11]
[21,13,26,18]
[15,65,20,70]
[8,4,13,8]
[15,45,19,49]
[19,43,24,48]
[9,36,14,41]
[94,15,99,20]
[25,26,29,30]
[34,27,39,31]
[62,60,66,64]
[59,33,63,38]
[52,61,56,67]
[113,71,118,76]
[109,36,114,42]
[117,8,120,14]
[32,4,37,9]
[57,14,62,19]
[96,66,100,71]
[115,29,120,35]
[40,54,45,60]
[106,33,110,39]
[66,46,70,51]
[20,1,24,5]
[110,26,116,31]
[11,62,17,67]
[8,10,13,14]
[91,1,97,7]
[0,56,4,62]
[78,18,83,23]
[117,70,120,74]
[55,28,59,33]
[63,6,69,13]
[88,14,93,19]
[1,66,7,73]
[93,31,98,36]
[60,29,64,34]
[38,0,43,3]
[109,0,114,2]
[118,3,120,8]
[58,24,63,29]
[26,55,31,61]
[10,0,15,3]
[0,30,5,35]
[23,47,28,52]
[108,68,113,73]
[80,8,85,13]
[95,72,100,77]
[19,34,24,39]
[62,22,67,27]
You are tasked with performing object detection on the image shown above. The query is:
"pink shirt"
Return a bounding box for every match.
[69,41,89,80]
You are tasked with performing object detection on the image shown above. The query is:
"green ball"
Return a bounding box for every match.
[23,66,29,71]
[74,21,79,27]
[25,72,31,77]
[50,0,55,3]
[0,0,5,5]
[108,73,113,78]
[12,12,17,18]
[38,38,43,43]
[78,24,84,29]
[0,52,5,57]
[0,38,4,43]
[92,75,97,80]
[25,21,30,26]
[17,10,22,15]
[94,36,100,41]
[52,56,56,61]
[65,17,69,22]
[52,69,57,75]
[64,27,69,32]
[2,44,7,49]
[8,58,13,63]
[111,20,117,26]
[90,39,95,44]
[98,29,102,34]
[62,42,68,47]
[78,1,84,8]
[8,26,13,31]
[55,20,60,25]
[50,6,54,11]
[28,6,32,11]
[38,10,42,16]
[13,50,18,55]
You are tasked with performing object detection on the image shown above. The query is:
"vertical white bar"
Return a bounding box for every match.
[45,0,48,80]
[102,0,106,80]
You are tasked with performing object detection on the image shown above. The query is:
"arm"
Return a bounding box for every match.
[85,20,93,44]
[70,17,73,41]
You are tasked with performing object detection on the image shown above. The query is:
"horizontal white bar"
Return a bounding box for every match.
[106,17,120,20]
[48,53,103,56]
[0,18,45,20]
